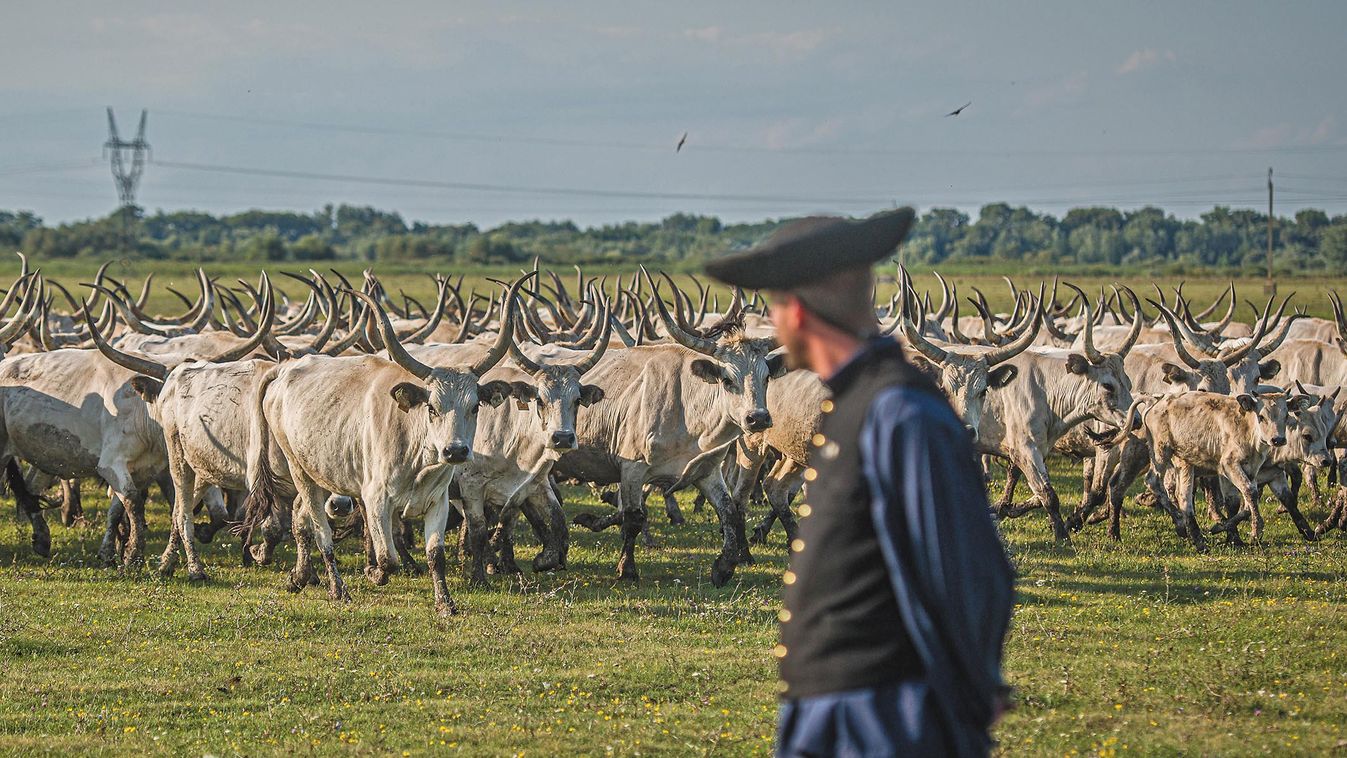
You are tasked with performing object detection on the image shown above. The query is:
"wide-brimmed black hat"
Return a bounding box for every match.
[703,207,914,290]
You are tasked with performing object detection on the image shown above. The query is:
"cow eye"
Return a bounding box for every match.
[1303,432,1315,441]
[427,407,440,419]
[721,376,735,390]
[1103,384,1116,395]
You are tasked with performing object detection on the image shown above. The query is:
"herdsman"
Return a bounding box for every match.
[705,209,1015,757]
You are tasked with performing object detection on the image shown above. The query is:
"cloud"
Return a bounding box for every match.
[682,25,832,60]
[761,116,845,150]
[1023,71,1088,109]
[1241,117,1339,148]
[1117,48,1177,75]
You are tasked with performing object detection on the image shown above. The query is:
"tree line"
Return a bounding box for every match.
[3,202,1347,272]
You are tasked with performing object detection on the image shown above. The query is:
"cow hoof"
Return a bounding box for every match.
[330,586,352,603]
[187,568,209,582]
[401,561,426,577]
[710,556,736,588]
[286,577,305,594]
[1051,528,1071,544]
[248,543,271,566]
[572,513,603,531]
[749,526,769,545]
[196,523,218,543]
[615,557,639,582]
[158,564,176,579]
[466,573,490,589]
[364,565,390,586]
[736,549,755,566]
[436,600,458,617]
[532,553,563,573]
[31,528,51,559]
[489,560,522,576]
[1064,515,1083,533]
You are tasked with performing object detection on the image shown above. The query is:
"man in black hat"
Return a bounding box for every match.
[704,208,1015,757]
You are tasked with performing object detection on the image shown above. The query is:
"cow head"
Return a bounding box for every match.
[1286,383,1340,469]
[357,275,531,465]
[1236,392,1289,450]
[1154,295,1299,396]
[506,299,612,452]
[1062,284,1140,428]
[902,298,1038,440]
[646,273,786,434]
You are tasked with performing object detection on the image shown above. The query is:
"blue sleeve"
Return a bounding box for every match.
[860,386,1015,734]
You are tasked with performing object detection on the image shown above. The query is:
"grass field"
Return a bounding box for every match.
[2,466,1347,757]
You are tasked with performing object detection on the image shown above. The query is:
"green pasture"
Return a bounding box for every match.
[2,466,1346,756]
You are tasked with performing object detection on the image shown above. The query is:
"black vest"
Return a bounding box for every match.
[778,338,940,699]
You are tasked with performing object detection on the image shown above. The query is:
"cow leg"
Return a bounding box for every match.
[1015,451,1070,541]
[5,460,51,558]
[1068,449,1111,532]
[994,465,1022,517]
[1105,440,1148,541]
[1218,462,1264,545]
[1316,488,1347,537]
[359,487,400,587]
[696,473,746,587]
[300,482,348,602]
[458,492,491,588]
[761,460,802,544]
[487,502,523,576]
[690,492,706,514]
[59,479,83,527]
[1271,474,1317,541]
[194,486,229,544]
[161,438,209,580]
[249,500,291,567]
[423,494,457,615]
[98,495,125,566]
[522,487,568,572]
[662,490,685,526]
[614,466,647,581]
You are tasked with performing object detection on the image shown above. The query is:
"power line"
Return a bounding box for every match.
[154,108,1347,158]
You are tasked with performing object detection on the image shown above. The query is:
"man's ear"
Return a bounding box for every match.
[478,380,512,408]
[1161,363,1191,385]
[766,353,789,379]
[390,382,429,413]
[1066,353,1090,375]
[1237,393,1258,412]
[690,359,724,384]
[988,364,1018,389]
[579,384,606,407]
[1259,359,1282,380]
[129,375,162,402]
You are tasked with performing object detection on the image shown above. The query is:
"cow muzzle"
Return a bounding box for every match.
[549,430,577,450]
[441,443,471,463]
[744,410,773,432]
[1271,436,1287,447]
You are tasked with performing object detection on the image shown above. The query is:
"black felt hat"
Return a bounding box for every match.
[703,207,914,290]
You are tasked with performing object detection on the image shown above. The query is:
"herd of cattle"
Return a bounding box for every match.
[3,255,1347,613]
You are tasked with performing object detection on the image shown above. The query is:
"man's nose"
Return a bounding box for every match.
[745,410,773,432]
[550,430,577,449]
[442,442,470,463]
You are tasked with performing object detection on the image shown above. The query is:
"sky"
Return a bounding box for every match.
[2,0,1346,229]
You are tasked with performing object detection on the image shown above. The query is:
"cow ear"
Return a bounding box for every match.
[579,384,606,407]
[1289,394,1314,411]
[1236,394,1258,412]
[765,353,789,379]
[1160,362,1190,385]
[129,375,162,402]
[1066,353,1090,375]
[390,382,429,413]
[509,381,539,402]
[1259,359,1281,380]
[988,364,1018,389]
[690,359,724,384]
[478,380,512,407]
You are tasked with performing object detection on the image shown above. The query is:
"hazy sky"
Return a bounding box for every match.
[3,1,1346,228]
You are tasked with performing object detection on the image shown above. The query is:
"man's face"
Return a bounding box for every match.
[769,293,811,371]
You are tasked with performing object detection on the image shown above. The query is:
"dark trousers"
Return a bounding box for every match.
[776,680,956,758]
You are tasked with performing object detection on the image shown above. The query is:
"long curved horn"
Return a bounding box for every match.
[506,317,545,376]
[468,273,534,377]
[901,310,949,363]
[641,267,718,355]
[402,276,451,344]
[571,295,613,375]
[1221,295,1277,365]
[349,289,434,381]
[983,286,1044,366]
[81,281,173,336]
[322,298,370,356]
[210,275,276,363]
[1252,296,1303,357]
[133,273,155,310]
[82,303,169,380]
[968,296,999,345]
[1064,283,1102,363]
[1149,299,1204,369]
[1115,287,1145,357]
[1194,282,1233,321]
[0,278,38,346]
[946,287,972,344]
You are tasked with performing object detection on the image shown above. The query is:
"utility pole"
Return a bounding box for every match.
[1265,167,1276,296]
[103,108,150,254]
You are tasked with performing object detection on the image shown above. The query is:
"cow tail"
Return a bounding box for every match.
[234,367,282,538]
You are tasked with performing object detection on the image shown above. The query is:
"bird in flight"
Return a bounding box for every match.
[675,131,688,152]
[945,101,972,117]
